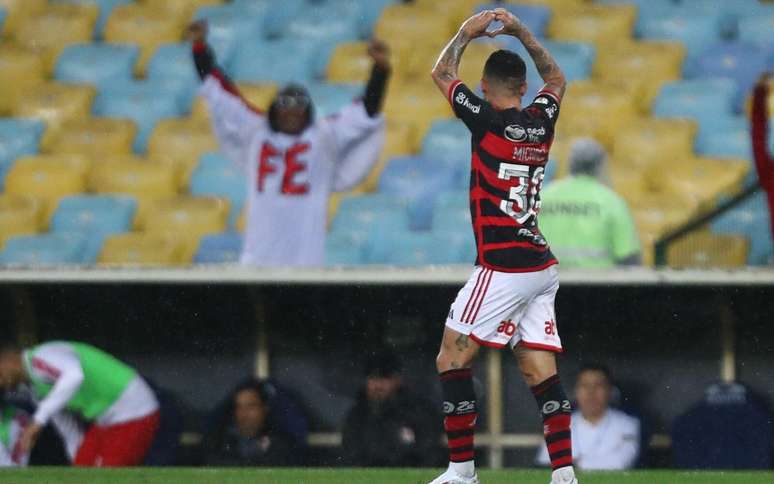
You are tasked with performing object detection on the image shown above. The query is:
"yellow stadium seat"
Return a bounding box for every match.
[659,157,749,212]
[89,157,178,228]
[0,46,44,114]
[4,158,87,223]
[412,0,484,29]
[13,153,92,179]
[192,82,277,121]
[356,119,417,192]
[594,41,686,113]
[141,0,222,24]
[557,81,639,147]
[98,232,184,266]
[458,42,501,85]
[612,118,697,170]
[104,4,182,76]
[144,195,229,262]
[147,117,219,188]
[13,4,97,74]
[42,117,137,158]
[666,231,749,269]
[0,195,43,247]
[235,207,245,233]
[384,82,452,148]
[0,0,46,38]
[507,0,586,14]
[11,83,96,137]
[548,4,636,46]
[327,42,373,84]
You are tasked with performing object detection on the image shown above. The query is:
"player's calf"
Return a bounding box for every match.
[531,374,575,478]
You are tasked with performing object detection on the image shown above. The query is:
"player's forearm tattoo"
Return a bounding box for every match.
[519,31,566,97]
[455,334,470,351]
[433,31,470,82]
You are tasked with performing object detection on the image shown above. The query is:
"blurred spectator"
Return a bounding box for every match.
[536,363,640,470]
[0,394,31,466]
[204,379,305,467]
[341,350,442,467]
[752,72,774,244]
[539,138,641,268]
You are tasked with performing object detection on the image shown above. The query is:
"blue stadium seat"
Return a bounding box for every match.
[0,119,45,188]
[330,194,409,235]
[194,232,243,263]
[194,5,264,69]
[500,38,595,83]
[690,42,768,112]
[325,229,369,266]
[432,191,471,233]
[93,79,189,152]
[0,233,88,265]
[432,228,477,264]
[306,82,363,117]
[197,152,233,172]
[0,7,6,35]
[231,38,315,84]
[53,0,133,39]
[147,43,200,87]
[475,3,550,38]
[695,116,750,160]
[51,194,137,262]
[287,4,359,76]
[737,14,774,50]
[254,0,306,39]
[712,192,773,265]
[55,43,139,88]
[638,13,721,59]
[422,119,472,190]
[369,231,469,266]
[189,163,245,228]
[378,156,458,230]
[653,78,736,126]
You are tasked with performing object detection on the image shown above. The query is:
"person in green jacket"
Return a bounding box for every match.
[0,341,159,466]
[540,138,641,268]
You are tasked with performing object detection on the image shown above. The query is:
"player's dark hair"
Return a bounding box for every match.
[578,362,613,385]
[268,84,314,133]
[483,49,527,94]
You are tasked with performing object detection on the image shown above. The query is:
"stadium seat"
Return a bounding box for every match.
[613,118,698,170]
[327,42,375,84]
[10,83,96,137]
[474,3,550,38]
[193,4,263,67]
[192,82,277,121]
[104,4,183,76]
[432,191,471,231]
[253,0,305,39]
[378,155,458,230]
[305,82,363,118]
[286,4,359,77]
[383,83,453,147]
[0,46,45,114]
[547,4,635,46]
[13,3,97,73]
[50,194,136,262]
[325,230,367,266]
[93,79,189,152]
[143,0,221,24]
[4,157,87,222]
[194,231,242,264]
[422,119,472,188]
[0,194,43,247]
[330,193,410,235]
[661,157,749,211]
[690,42,768,112]
[0,0,46,37]
[196,151,232,172]
[232,38,316,84]
[0,6,5,34]
[189,159,244,228]
[0,232,88,265]
[43,117,136,158]
[98,232,184,266]
[653,78,737,126]
[51,0,134,39]
[712,192,773,265]
[737,14,774,49]
[508,0,586,14]
[55,43,139,88]
[638,13,721,59]
[368,231,469,266]
[594,41,685,113]
[147,118,219,188]
[147,42,200,89]
[144,196,229,262]
[0,118,45,186]
[695,116,753,161]
[666,231,749,269]
[558,81,639,147]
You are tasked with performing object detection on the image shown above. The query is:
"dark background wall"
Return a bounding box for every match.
[1,282,773,467]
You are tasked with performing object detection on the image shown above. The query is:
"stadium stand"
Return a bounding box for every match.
[0,0,771,267]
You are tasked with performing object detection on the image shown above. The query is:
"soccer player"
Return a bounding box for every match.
[188,21,391,267]
[428,9,576,484]
[0,341,160,466]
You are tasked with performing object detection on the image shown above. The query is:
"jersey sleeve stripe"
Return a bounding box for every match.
[447,80,463,106]
[537,87,561,104]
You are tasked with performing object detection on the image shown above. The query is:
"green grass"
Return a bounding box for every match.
[1,468,774,484]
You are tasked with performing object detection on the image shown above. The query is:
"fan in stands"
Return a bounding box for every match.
[188,20,392,267]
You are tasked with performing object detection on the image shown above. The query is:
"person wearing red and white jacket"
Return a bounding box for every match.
[751,72,774,243]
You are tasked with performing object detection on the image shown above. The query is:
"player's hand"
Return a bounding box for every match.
[488,8,528,38]
[19,422,43,454]
[187,19,208,44]
[459,10,496,40]
[367,39,391,71]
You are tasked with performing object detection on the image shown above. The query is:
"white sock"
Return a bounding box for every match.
[450,460,475,478]
[551,466,576,482]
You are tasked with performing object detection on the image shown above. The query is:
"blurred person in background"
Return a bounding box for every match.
[0,393,30,466]
[536,363,640,470]
[539,138,641,268]
[752,72,774,246]
[0,341,159,467]
[341,350,442,467]
[204,379,304,467]
[188,20,392,267]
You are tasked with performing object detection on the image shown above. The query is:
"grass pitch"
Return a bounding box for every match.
[1,468,774,484]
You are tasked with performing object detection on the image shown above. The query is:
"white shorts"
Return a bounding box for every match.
[445,265,562,352]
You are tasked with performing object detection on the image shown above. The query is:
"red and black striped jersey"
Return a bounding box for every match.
[447,80,560,272]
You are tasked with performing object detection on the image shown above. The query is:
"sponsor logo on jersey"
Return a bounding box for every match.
[455,91,480,113]
[534,96,550,105]
[504,124,528,142]
[545,104,557,119]
[527,126,546,142]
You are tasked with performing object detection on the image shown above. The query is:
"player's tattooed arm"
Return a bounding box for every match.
[489,8,566,100]
[431,11,496,96]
